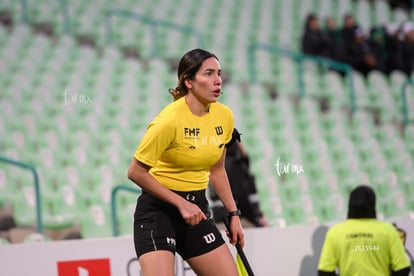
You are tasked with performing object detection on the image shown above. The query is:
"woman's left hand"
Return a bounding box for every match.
[227,216,244,247]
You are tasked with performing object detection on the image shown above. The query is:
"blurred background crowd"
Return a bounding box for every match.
[302,0,414,77]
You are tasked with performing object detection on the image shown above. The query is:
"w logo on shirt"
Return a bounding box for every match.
[215,126,223,135]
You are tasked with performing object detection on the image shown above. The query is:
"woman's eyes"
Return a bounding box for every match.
[205,71,221,76]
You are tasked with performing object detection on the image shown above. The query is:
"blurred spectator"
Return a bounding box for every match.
[368,26,389,74]
[386,22,414,75]
[301,10,414,77]
[385,22,406,73]
[339,13,378,76]
[344,27,378,76]
[301,13,330,58]
[209,141,269,228]
[323,17,346,63]
[340,13,358,55]
[388,0,412,10]
[318,185,411,276]
[399,22,414,76]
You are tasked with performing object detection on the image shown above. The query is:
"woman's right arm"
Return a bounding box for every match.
[127,158,206,225]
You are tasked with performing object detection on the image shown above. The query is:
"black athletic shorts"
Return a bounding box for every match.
[133,189,225,260]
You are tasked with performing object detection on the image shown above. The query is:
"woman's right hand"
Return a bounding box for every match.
[177,200,207,226]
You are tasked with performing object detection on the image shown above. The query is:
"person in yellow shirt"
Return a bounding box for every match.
[318,185,410,276]
[128,48,244,276]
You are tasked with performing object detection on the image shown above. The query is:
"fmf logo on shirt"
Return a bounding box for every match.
[184,128,200,137]
[57,258,110,276]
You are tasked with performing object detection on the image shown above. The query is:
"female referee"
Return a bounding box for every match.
[128,48,244,276]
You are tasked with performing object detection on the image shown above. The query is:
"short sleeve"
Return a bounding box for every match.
[225,128,241,148]
[389,226,410,271]
[222,105,234,145]
[318,229,338,272]
[133,116,176,167]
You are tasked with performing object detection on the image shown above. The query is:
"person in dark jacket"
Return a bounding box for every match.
[385,23,406,73]
[345,27,378,76]
[369,26,390,74]
[400,22,414,76]
[340,13,358,55]
[323,16,346,63]
[209,137,268,228]
[302,13,330,58]
[387,22,414,75]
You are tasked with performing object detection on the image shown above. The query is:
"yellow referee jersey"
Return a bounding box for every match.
[134,97,234,191]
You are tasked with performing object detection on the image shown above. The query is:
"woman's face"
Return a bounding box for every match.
[186,57,222,105]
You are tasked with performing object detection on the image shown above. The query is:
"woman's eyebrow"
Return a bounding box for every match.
[204,68,222,73]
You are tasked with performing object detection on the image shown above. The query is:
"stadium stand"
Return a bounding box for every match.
[0,0,413,242]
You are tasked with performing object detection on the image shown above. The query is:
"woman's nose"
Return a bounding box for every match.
[215,75,222,85]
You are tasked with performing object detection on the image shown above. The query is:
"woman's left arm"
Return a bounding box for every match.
[210,148,245,247]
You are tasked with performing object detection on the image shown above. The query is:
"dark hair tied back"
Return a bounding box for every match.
[168,87,184,101]
[168,48,218,101]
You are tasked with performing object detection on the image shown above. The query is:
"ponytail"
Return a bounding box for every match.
[168,86,186,101]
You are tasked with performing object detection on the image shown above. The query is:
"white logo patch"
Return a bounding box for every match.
[203,233,216,244]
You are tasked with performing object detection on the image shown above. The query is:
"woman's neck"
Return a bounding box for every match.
[185,94,210,116]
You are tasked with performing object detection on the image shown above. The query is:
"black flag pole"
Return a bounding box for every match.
[223,216,255,276]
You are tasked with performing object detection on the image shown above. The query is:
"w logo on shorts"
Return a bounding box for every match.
[203,233,216,244]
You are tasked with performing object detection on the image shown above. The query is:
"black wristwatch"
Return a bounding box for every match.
[228,209,241,217]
